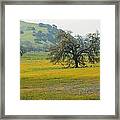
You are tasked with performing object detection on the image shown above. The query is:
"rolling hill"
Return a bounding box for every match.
[20,21,60,52]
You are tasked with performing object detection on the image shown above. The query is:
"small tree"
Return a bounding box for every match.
[20,46,26,56]
[49,30,100,68]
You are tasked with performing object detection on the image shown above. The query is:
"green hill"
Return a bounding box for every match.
[20,21,59,52]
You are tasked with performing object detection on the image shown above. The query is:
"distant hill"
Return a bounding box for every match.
[20,21,60,52]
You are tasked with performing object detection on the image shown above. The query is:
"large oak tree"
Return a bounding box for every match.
[49,30,100,68]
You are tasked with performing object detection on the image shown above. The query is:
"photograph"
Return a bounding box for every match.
[2,1,118,118]
[20,19,100,100]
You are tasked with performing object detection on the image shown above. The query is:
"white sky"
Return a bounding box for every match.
[22,19,100,36]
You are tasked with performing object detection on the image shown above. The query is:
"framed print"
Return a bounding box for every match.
[0,0,119,119]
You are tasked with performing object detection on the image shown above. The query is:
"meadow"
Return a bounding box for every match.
[20,52,100,100]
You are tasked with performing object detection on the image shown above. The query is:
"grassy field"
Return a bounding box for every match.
[20,52,100,100]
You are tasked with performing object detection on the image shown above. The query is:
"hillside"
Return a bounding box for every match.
[20,21,60,52]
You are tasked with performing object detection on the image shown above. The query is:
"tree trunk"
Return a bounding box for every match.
[75,59,78,68]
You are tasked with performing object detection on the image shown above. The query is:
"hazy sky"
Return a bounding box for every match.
[22,19,100,36]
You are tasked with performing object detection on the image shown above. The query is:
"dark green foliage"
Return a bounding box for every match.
[49,30,100,68]
[35,23,59,44]
[20,41,43,56]
[20,30,24,34]
[20,46,26,56]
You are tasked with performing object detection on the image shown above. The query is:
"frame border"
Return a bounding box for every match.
[0,0,119,119]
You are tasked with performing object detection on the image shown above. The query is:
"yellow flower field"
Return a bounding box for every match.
[20,52,100,100]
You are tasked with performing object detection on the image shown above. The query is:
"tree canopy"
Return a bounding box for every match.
[49,30,100,68]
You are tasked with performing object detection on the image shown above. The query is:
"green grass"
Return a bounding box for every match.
[21,31,35,41]
[20,21,48,41]
[20,52,100,100]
